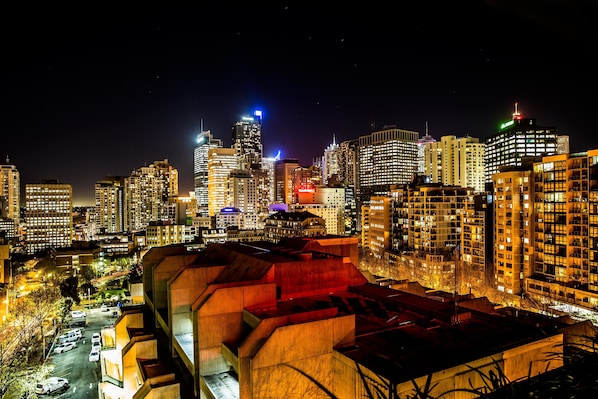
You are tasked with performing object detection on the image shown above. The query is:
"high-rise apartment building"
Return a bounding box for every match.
[229,169,260,229]
[94,176,125,234]
[357,126,419,205]
[0,159,20,227]
[231,110,263,170]
[25,180,73,255]
[207,148,237,217]
[492,167,534,295]
[194,130,223,217]
[274,158,299,204]
[124,159,178,232]
[484,103,562,183]
[425,135,485,193]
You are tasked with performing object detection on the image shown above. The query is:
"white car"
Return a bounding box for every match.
[71,310,86,318]
[91,332,101,345]
[57,334,78,343]
[100,304,109,312]
[35,377,69,394]
[92,340,101,351]
[89,349,100,362]
[53,342,76,354]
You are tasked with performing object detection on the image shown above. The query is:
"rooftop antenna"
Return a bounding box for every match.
[333,133,336,145]
[512,102,521,120]
[5,155,9,164]
[200,118,204,133]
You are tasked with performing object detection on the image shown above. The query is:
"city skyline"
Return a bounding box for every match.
[2,2,597,205]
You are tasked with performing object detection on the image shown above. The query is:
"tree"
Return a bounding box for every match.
[59,276,80,304]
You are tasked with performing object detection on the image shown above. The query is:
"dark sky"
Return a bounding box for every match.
[2,2,597,205]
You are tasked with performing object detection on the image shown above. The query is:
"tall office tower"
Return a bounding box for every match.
[232,110,263,170]
[0,158,20,226]
[261,151,280,205]
[365,196,391,258]
[292,165,322,203]
[417,122,436,175]
[274,158,300,204]
[357,126,419,219]
[322,135,339,185]
[229,169,260,229]
[25,180,73,255]
[492,166,534,295]
[425,135,486,193]
[484,103,560,183]
[207,148,237,217]
[194,130,223,217]
[337,140,358,185]
[94,176,125,234]
[124,160,178,232]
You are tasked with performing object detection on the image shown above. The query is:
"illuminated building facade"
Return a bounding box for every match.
[526,151,598,308]
[274,158,299,204]
[492,168,533,295]
[25,180,73,255]
[484,103,560,183]
[425,135,485,193]
[417,123,436,175]
[263,210,326,243]
[207,148,237,217]
[322,135,339,185]
[229,170,260,229]
[193,130,222,217]
[337,139,358,186]
[296,186,347,236]
[0,160,20,227]
[124,160,178,232]
[357,126,419,226]
[94,176,125,234]
[364,196,391,258]
[460,192,493,290]
[232,110,263,170]
[292,165,321,203]
[146,221,185,248]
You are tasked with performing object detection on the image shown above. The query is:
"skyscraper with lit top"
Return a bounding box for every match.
[0,157,20,227]
[194,129,223,217]
[484,103,566,183]
[232,110,263,170]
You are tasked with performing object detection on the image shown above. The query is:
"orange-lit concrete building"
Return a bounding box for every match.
[98,306,181,399]
[139,237,588,398]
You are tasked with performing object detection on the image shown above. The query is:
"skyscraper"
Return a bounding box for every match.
[274,158,300,204]
[425,135,485,193]
[322,135,339,185]
[0,158,20,226]
[124,159,179,232]
[232,110,263,170]
[417,122,436,175]
[194,129,222,217]
[94,176,125,234]
[357,125,419,209]
[25,180,73,255]
[484,103,562,183]
[207,148,237,216]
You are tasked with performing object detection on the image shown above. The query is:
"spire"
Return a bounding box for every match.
[5,155,9,164]
[512,102,521,120]
[332,134,336,145]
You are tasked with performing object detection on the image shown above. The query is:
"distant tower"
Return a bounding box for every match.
[417,122,436,175]
[485,103,560,183]
[194,128,223,217]
[232,110,263,170]
[275,159,300,204]
[0,156,20,225]
[322,134,340,185]
[25,180,73,254]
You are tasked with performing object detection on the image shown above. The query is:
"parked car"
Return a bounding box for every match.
[35,377,69,394]
[100,304,109,312]
[89,349,100,362]
[91,332,101,345]
[57,334,78,343]
[92,340,101,351]
[71,310,86,318]
[53,342,76,354]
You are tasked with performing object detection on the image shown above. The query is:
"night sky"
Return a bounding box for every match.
[2,2,597,205]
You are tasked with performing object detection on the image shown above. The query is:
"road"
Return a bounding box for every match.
[41,307,114,399]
